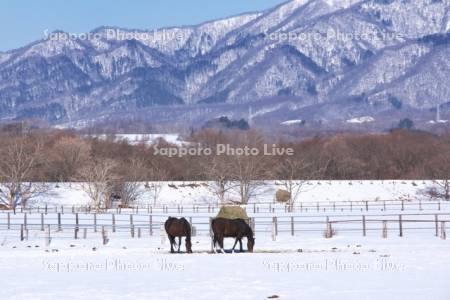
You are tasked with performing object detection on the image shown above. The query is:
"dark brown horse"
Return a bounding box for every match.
[164,217,192,253]
[211,218,254,253]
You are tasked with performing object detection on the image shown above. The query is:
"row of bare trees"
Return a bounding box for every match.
[1,124,450,208]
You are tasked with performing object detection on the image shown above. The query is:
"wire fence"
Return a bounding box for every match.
[0,212,448,244]
[2,199,449,215]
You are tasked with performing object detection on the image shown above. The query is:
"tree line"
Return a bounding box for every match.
[0,122,449,208]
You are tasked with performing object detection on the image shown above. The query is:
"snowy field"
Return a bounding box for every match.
[27,180,447,208]
[1,180,450,299]
[1,233,449,299]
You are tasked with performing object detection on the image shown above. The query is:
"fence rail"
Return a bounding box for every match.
[1,212,448,245]
[2,199,449,215]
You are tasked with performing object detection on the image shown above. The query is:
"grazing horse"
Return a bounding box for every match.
[211,218,254,253]
[164,217,193,253]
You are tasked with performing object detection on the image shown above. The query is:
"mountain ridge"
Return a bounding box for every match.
[0,0,449,130]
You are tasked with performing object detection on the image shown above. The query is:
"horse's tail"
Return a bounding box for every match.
[246,220,254,239]
[182,218,192,241]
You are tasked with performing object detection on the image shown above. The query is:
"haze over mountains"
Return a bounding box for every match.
[0,0,449,130]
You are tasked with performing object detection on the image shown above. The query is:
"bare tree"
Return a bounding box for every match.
[275,157,312,207]
[227,131,268,204]
[200,155,235,204]
[114,158,148,207]
[77,158,117,210]
[0,135,49,208]
[48,136,91,181]
[426,150,450,200]
[146,165,169,205]
[274,156,328,211]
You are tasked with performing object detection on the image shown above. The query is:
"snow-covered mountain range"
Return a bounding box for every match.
[0,0,449,129]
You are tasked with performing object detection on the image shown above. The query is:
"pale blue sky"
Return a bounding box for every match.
[0,0,286,51]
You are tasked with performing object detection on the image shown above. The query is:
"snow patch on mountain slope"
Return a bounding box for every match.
[22,38,85,58]
[346,116,375,123]
[359,0,448,38]
[0,52,11,64]
[324,0,361,8]
[92,43,163,78]
[281,119,304,125]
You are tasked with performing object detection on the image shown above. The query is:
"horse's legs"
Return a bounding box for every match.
[212,235,218,253]
[185,236,192,253]
[239,239,243,252]
[231,238,239,253]
[177,236,182,253]
[218,235,225,253]
[168,235,175,253]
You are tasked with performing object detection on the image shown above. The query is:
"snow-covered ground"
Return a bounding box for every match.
[27,180,444,208]
[2,180,450,299]
[0,232,449,299]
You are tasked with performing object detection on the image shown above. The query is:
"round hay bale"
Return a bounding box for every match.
[216,206,249,221]
[276,189,291,203]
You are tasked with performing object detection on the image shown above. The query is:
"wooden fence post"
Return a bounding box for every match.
[45,225,51,246]
[112,214,116,233]
[291,217,294,236]
[325,217,333,238]
[271,218,277,241]
[20,224,24,241]
[435,215,439,237]
[149,215,153,236]
[75,213,79,230]
[7,212,10,230]
[45,203,48,215]
[401,200,404,211]
[57,213,62,232]
[365,201,369,211]
[138,227,142,239]
[399,215,403,237]
[41,213,44,231]
[440,222,446,240]
[23,213,27,230]
[102,226,109,245]
[74,226,79,239]
[382,221,388,238]
[362,215,366,237]
[83,228,87,239]
[131,224,135,238]
[94,213,97,233]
